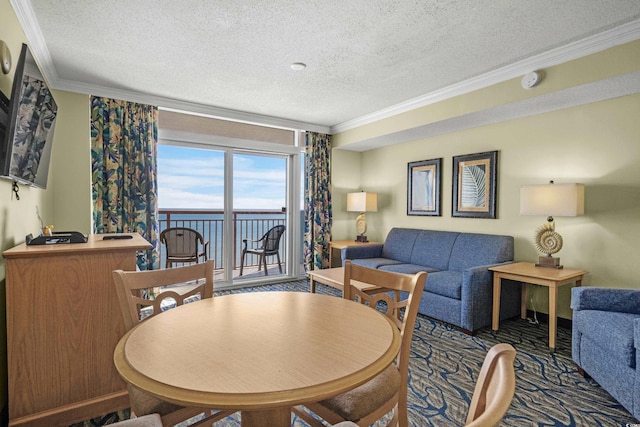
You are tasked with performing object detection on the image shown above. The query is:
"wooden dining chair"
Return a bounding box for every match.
[293,261,427,427]
[112,260,234,426]
[465,343,517,427]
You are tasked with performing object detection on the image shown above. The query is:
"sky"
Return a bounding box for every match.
[157,144,289,210]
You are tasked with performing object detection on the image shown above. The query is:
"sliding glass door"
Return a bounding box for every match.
[157,144,226,280]
[233,152,287,280]
[158,142,301,287]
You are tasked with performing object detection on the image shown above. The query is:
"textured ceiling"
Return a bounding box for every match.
[16,1,640,130]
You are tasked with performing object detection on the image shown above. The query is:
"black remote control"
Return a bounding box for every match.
[103,235,133,240]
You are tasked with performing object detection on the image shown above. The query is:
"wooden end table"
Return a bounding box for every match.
[307,267,383,295]
[490,262,588,352]
[328,240,381,268]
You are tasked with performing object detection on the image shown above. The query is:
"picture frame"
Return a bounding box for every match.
[407,158,441,216]
[452,150,498,218]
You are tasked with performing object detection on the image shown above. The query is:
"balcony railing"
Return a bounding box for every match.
[158,209,287,274]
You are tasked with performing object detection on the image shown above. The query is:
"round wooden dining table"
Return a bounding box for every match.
[113,291,401,427]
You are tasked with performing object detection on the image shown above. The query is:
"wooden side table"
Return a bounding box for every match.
[328,240,381,268]
[307,267,383,294]
[489,262,588,352]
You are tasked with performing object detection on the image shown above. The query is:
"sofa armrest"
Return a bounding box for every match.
[571,287,640,315]
[462,261,513,281]
[460,262,512,331]
[341,244,384,264]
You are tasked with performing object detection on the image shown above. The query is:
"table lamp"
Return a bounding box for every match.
[347,192,378,242]
[520,181,584,269]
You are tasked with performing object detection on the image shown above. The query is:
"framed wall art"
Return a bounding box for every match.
[452,151,498,218]
[407,158,441,216]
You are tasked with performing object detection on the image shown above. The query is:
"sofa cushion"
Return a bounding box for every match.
[380,228,419,263]
[379,264,439,274]
[574,309,638,368]
[351,258,403,269]
[409,230,459,271]
[448,233,514,272]
[424,270,463,300]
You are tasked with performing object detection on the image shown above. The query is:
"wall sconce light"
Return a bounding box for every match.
[520,181,585,269]
[347,191,378,242]
[0,40,11,74]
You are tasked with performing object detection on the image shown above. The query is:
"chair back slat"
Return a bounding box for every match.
[351,290,408,330]
[113,260,214,331]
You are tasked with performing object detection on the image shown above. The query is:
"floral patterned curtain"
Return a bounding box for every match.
[304,132,332,272]
[90,96,159,270]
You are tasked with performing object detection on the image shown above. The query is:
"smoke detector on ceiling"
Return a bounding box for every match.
[521,71,541,89]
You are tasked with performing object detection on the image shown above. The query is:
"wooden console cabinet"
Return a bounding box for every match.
[3,233,151,427]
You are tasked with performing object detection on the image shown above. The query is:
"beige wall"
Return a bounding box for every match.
[0,0,53,252]
[50,91,93,232]
[0,0,93,414]
[0,6,91,253]
[331,149,362,239]
[332,40,640,321]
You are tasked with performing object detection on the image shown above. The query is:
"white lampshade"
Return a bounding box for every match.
[347,192,378,213]
[520,183,584,217]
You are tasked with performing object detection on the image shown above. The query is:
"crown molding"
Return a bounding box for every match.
[10,0,58,82]
[330,19,640,134]
[54,76,331,133]
[338,70,640,152]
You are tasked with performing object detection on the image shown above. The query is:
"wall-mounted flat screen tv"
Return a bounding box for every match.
[0,43,57,189]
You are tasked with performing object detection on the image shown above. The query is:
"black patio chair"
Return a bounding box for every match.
[160,227,209,268]
[239,225,285,276]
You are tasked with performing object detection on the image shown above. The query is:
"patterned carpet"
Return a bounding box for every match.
[75,279,635,427]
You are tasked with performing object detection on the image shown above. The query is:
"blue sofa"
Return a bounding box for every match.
[341,228,521,333]
[571,287,640,420]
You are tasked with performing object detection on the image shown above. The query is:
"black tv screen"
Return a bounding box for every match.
[0,43,57,189]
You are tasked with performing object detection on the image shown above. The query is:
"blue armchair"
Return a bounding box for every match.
[571,287,640,420]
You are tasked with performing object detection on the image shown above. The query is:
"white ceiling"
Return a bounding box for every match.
[11,0,640,134]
